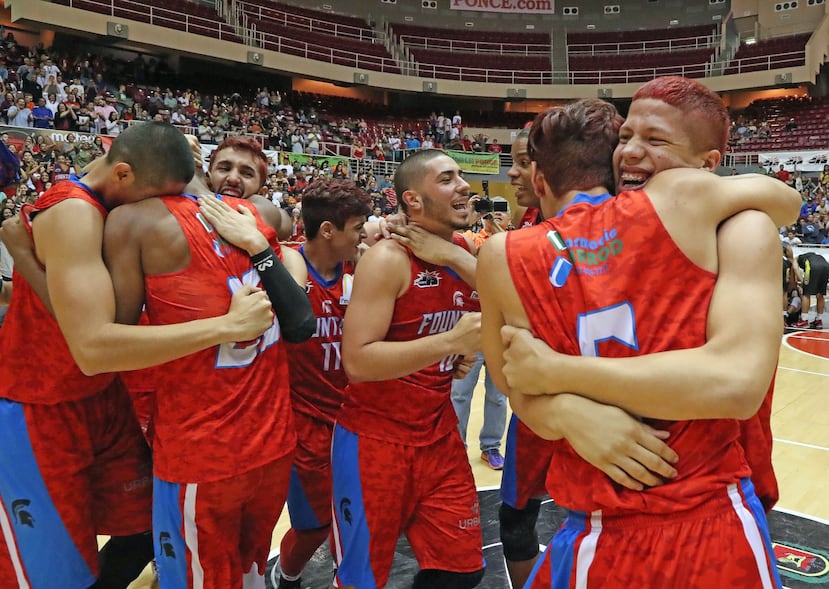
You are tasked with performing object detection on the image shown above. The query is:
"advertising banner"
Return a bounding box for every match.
[0,126,113,154]
[446,150,500,174]
[759,150,828,173]
[449,0,554,15]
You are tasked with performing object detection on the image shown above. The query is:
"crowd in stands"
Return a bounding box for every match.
[2,33,829,235]
[764,162,829,245]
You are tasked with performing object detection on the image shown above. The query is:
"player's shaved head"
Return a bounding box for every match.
[394,149,447,213]
[106,122,194,188]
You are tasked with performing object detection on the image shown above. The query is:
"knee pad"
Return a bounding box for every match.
[499,499,542,562]
[412,568,486,589]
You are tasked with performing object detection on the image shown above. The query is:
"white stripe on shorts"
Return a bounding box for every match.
[727,483,775,589]
[574,510,603,589]
[184,483,206,589]
[0,501,30,589]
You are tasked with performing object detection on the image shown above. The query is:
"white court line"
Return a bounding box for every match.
[777,365,829,377]
[786,333,829,341]
[773,438,829,452]
[782,332,829,362]
[773,506,829,526]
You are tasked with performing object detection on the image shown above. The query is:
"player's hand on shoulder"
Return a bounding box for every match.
[449,311,481,356]
[198,194,268,255]
[379,211,408,239]
[389,223,455,265]
[224,283,273,342]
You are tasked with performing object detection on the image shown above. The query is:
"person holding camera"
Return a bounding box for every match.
[452,194,511,469]
[463,194,512,250]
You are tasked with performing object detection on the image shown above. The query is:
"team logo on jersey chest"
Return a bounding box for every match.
[414,270,442,288]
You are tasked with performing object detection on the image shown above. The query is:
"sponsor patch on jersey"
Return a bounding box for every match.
[549,256,573,288]
[773,542,829,582]
[414,270,442,288]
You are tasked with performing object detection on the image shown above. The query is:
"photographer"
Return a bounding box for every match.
[453,188,511,470]
[463,194,512,250]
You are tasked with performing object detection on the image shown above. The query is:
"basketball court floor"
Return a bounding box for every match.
[126,326,829,589]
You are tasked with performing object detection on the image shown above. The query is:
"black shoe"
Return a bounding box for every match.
[278,575,303,589]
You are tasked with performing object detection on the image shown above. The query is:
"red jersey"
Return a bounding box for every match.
[0,180,116,404]
[337,248,476,446]
[52,164,73,185]
[145,195,295,483]
[507,190,750,516]
[519,207,542,228]
[287,249,354,425]
[452,232,480,312]
[740,381,778,512]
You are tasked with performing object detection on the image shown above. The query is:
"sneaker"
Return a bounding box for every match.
[481,448,505,470]
[794,319,810,328]
[277,575,302,589]
[810,319,823,329]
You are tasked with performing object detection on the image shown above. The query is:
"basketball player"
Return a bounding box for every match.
[274,179,372,589]
[478,95,798,586]
[796,250,828,328]
[498,77,786,588]
[501,77,783,516]
[0,123,274,589]
[508,127,543,229]
[207,136,293,240]
[102,151,313,588]
[498,128,558,589]
[331,149,485,589]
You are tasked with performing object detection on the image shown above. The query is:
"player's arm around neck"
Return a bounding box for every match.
[534,210,781,421]
[650,168,801,228]
[32,199,272,376]
[341,240,480,383]
[389,224,478,288]
[201,194,314,342]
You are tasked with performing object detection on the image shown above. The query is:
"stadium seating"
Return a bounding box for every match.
[724,33,811,75]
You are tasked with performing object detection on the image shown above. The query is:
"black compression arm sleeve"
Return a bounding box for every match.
[251,247,316,343]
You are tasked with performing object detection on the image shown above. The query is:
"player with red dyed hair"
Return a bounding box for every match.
[208,136,293,240]
[479,82,798,587]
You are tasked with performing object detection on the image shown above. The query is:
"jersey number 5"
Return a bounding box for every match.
[576,301,639,357]
[215,269,281,368]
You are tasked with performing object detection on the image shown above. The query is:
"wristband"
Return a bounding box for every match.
[248,246,316,343]
[251,248,275,273]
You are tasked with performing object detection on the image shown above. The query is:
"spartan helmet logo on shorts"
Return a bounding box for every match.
[11,499,34,528]
[158,532,176,558]
[340,497,353,525]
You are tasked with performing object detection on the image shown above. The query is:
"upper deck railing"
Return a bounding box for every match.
[47,0,812,85]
